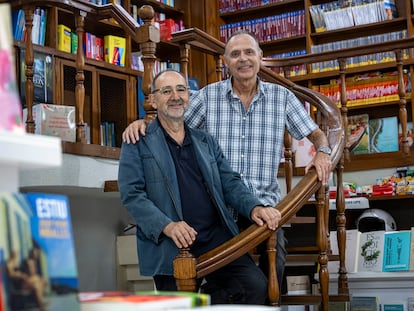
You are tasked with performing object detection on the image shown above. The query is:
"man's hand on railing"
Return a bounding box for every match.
[122,119,147,144]
[250,206,281,231]
[163,221,198,249]
[306,151,332,186]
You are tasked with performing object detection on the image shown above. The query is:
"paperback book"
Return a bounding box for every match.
[369,116,398,153]
[19,49,53,106]
[328,229,361,274]
[383,230,412,272]
[357,230,385,272]
[347,114,370,155]
[79,291,197,310]
[0,192,80,311]
[350,296,378,311]
[0,3,24,134]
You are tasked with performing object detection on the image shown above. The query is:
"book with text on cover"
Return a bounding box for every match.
[383,230,412,272]
[357,230,385,272]
[0,192,80,311]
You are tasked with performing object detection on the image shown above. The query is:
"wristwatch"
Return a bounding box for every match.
[317,146,332,155]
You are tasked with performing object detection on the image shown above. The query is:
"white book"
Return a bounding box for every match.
[328,229,361,274]
[357,230,385,272]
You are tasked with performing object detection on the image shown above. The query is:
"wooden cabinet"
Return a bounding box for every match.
[9,1,196,152]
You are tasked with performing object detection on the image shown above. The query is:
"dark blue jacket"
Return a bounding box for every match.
[118,120,262,276]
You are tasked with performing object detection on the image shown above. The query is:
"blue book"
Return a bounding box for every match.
[0,192,80,311]
[369,116,399,153]
[382,230,412,272]
[382,304,404,311]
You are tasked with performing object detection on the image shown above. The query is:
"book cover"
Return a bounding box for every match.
[0,192,80,311]
[357,230,385,272]
[104,35,126,67]
[328,229,361,274]
[57,24,71,53]
[410,227,414,271]
[136,290,211,307]
[347,114,370,155]
[71,32,78,54]
[0,3,24,134]
[369,116,398,153]
[79,291,194,310]
[19,49,53,106]
[350,296,378,311]
[382,304,405,311]
[383,230,412,272]
[408,297,414,311]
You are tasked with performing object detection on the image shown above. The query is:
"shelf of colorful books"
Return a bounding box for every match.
[133,0,185,17]
[310,17,408,46]
[218,0,303,19]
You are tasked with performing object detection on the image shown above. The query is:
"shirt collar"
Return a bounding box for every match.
[226,77,264,99]
[157,117,191,147]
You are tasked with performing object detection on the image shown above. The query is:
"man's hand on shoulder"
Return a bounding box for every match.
[122,119,147,144]
[251,206,281,231]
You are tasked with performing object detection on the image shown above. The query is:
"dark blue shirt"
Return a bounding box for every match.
[161,120,232,256]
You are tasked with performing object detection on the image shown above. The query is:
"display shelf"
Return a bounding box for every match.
[327,271,414,305]
[0,132,61,191]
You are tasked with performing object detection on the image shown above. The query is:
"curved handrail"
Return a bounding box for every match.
[171,28,345,303]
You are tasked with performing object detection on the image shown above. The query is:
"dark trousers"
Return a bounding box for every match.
[154,253,268,305]
[237,215,288,295]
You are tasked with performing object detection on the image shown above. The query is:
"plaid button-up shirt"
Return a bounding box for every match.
[185,78,318,207]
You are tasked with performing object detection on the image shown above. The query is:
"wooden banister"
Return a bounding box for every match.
[169,27,345,310]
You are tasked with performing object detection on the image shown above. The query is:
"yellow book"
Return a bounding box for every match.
[104,35,126,67]
[57,24,71,53]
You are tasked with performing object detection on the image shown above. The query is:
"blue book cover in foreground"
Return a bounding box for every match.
[0,192,80,311]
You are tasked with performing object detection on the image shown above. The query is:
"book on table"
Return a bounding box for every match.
[0,192,80,311]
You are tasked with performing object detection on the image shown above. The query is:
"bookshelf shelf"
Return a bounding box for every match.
[310,17,408,45]
[0,132,61,191]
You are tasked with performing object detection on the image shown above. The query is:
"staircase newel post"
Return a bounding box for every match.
[173,248,197,292]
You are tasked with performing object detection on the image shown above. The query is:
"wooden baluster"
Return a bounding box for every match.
[283,66,293,193]
[137,5,160,123]
[215,55,223,81]
[266,232,279,306]
[335,157,348,295]
[316,185,329,311]
[179,43,190,80]
[338,58,349,161]
[75,10,86,143]
[23,6,35,133]
[283,130,293,194]
[173,248,197,292]
[335,59,349,295]
[395,49,409,155]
